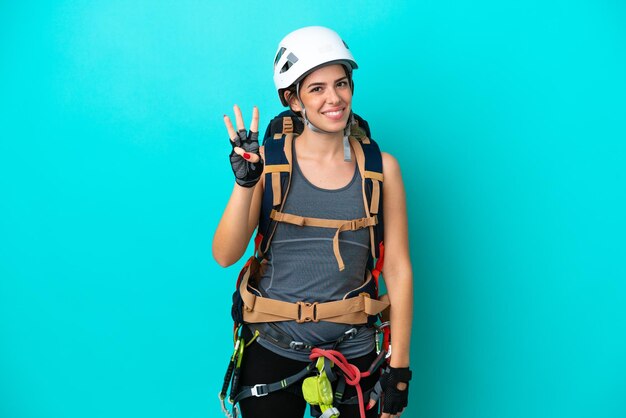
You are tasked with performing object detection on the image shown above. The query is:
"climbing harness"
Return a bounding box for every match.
[219,324,391,418]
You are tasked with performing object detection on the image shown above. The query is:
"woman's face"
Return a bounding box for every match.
[290,64,353,133]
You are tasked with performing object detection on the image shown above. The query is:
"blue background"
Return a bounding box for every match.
[1,1,625,417]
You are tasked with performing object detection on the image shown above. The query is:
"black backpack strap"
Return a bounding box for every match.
[361,138,384,261]
[256,111,301,256]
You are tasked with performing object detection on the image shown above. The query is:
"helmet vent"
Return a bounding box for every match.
[274,47,286,67]
[279,52,299,74]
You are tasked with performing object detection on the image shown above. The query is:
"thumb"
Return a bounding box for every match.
[366,398,377,411]
[233,147,261,163]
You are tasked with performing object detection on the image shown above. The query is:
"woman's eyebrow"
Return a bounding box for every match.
[305,76,348,89]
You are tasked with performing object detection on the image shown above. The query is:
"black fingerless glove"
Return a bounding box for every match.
[229,129,263,188]
[379,366,412,415]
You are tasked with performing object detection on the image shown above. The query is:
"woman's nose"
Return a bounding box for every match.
[325,87,341,104]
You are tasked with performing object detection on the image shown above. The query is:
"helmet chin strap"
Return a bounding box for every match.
[296,83,354,162]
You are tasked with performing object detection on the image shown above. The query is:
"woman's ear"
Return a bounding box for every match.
[285,90,302,112]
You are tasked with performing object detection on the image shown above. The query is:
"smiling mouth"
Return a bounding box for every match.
[321,108,345,120]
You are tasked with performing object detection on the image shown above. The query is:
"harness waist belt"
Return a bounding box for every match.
[239,266,389,325]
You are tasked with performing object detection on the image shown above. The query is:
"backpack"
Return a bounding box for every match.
[231,110,388,330]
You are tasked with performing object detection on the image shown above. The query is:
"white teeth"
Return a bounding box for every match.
[325,110,342,116]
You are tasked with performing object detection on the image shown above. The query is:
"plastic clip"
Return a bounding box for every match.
[296,301,319,323]
[250,384,269,397]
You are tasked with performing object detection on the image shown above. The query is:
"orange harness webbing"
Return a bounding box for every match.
[269,209,378,271]
[239,265,389,324]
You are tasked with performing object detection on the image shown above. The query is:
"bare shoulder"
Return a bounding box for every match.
[382,151,402,180]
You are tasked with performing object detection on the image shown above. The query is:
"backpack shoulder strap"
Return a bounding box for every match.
[256,111,384,270]
[256,111,302,256]
[348,133,384,263]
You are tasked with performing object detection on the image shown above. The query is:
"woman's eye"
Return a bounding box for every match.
[310,87,322,93]
[337,81,348,87]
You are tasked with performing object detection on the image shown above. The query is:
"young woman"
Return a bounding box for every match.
[213,26,413,418]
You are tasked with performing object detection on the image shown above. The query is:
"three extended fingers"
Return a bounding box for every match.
[224,104,259,137]
[224,105,260,163]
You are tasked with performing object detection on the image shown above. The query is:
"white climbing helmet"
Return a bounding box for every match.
[273,26,358,106]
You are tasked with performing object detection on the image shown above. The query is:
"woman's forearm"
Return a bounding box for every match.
[212,182,258,266]
[386,268,414,368]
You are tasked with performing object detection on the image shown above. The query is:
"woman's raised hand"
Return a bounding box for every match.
[223,105,263,188]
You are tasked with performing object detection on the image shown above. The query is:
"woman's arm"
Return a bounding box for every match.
[212,179,264,267]
[212,105,265,267]
[381,151,414,369]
